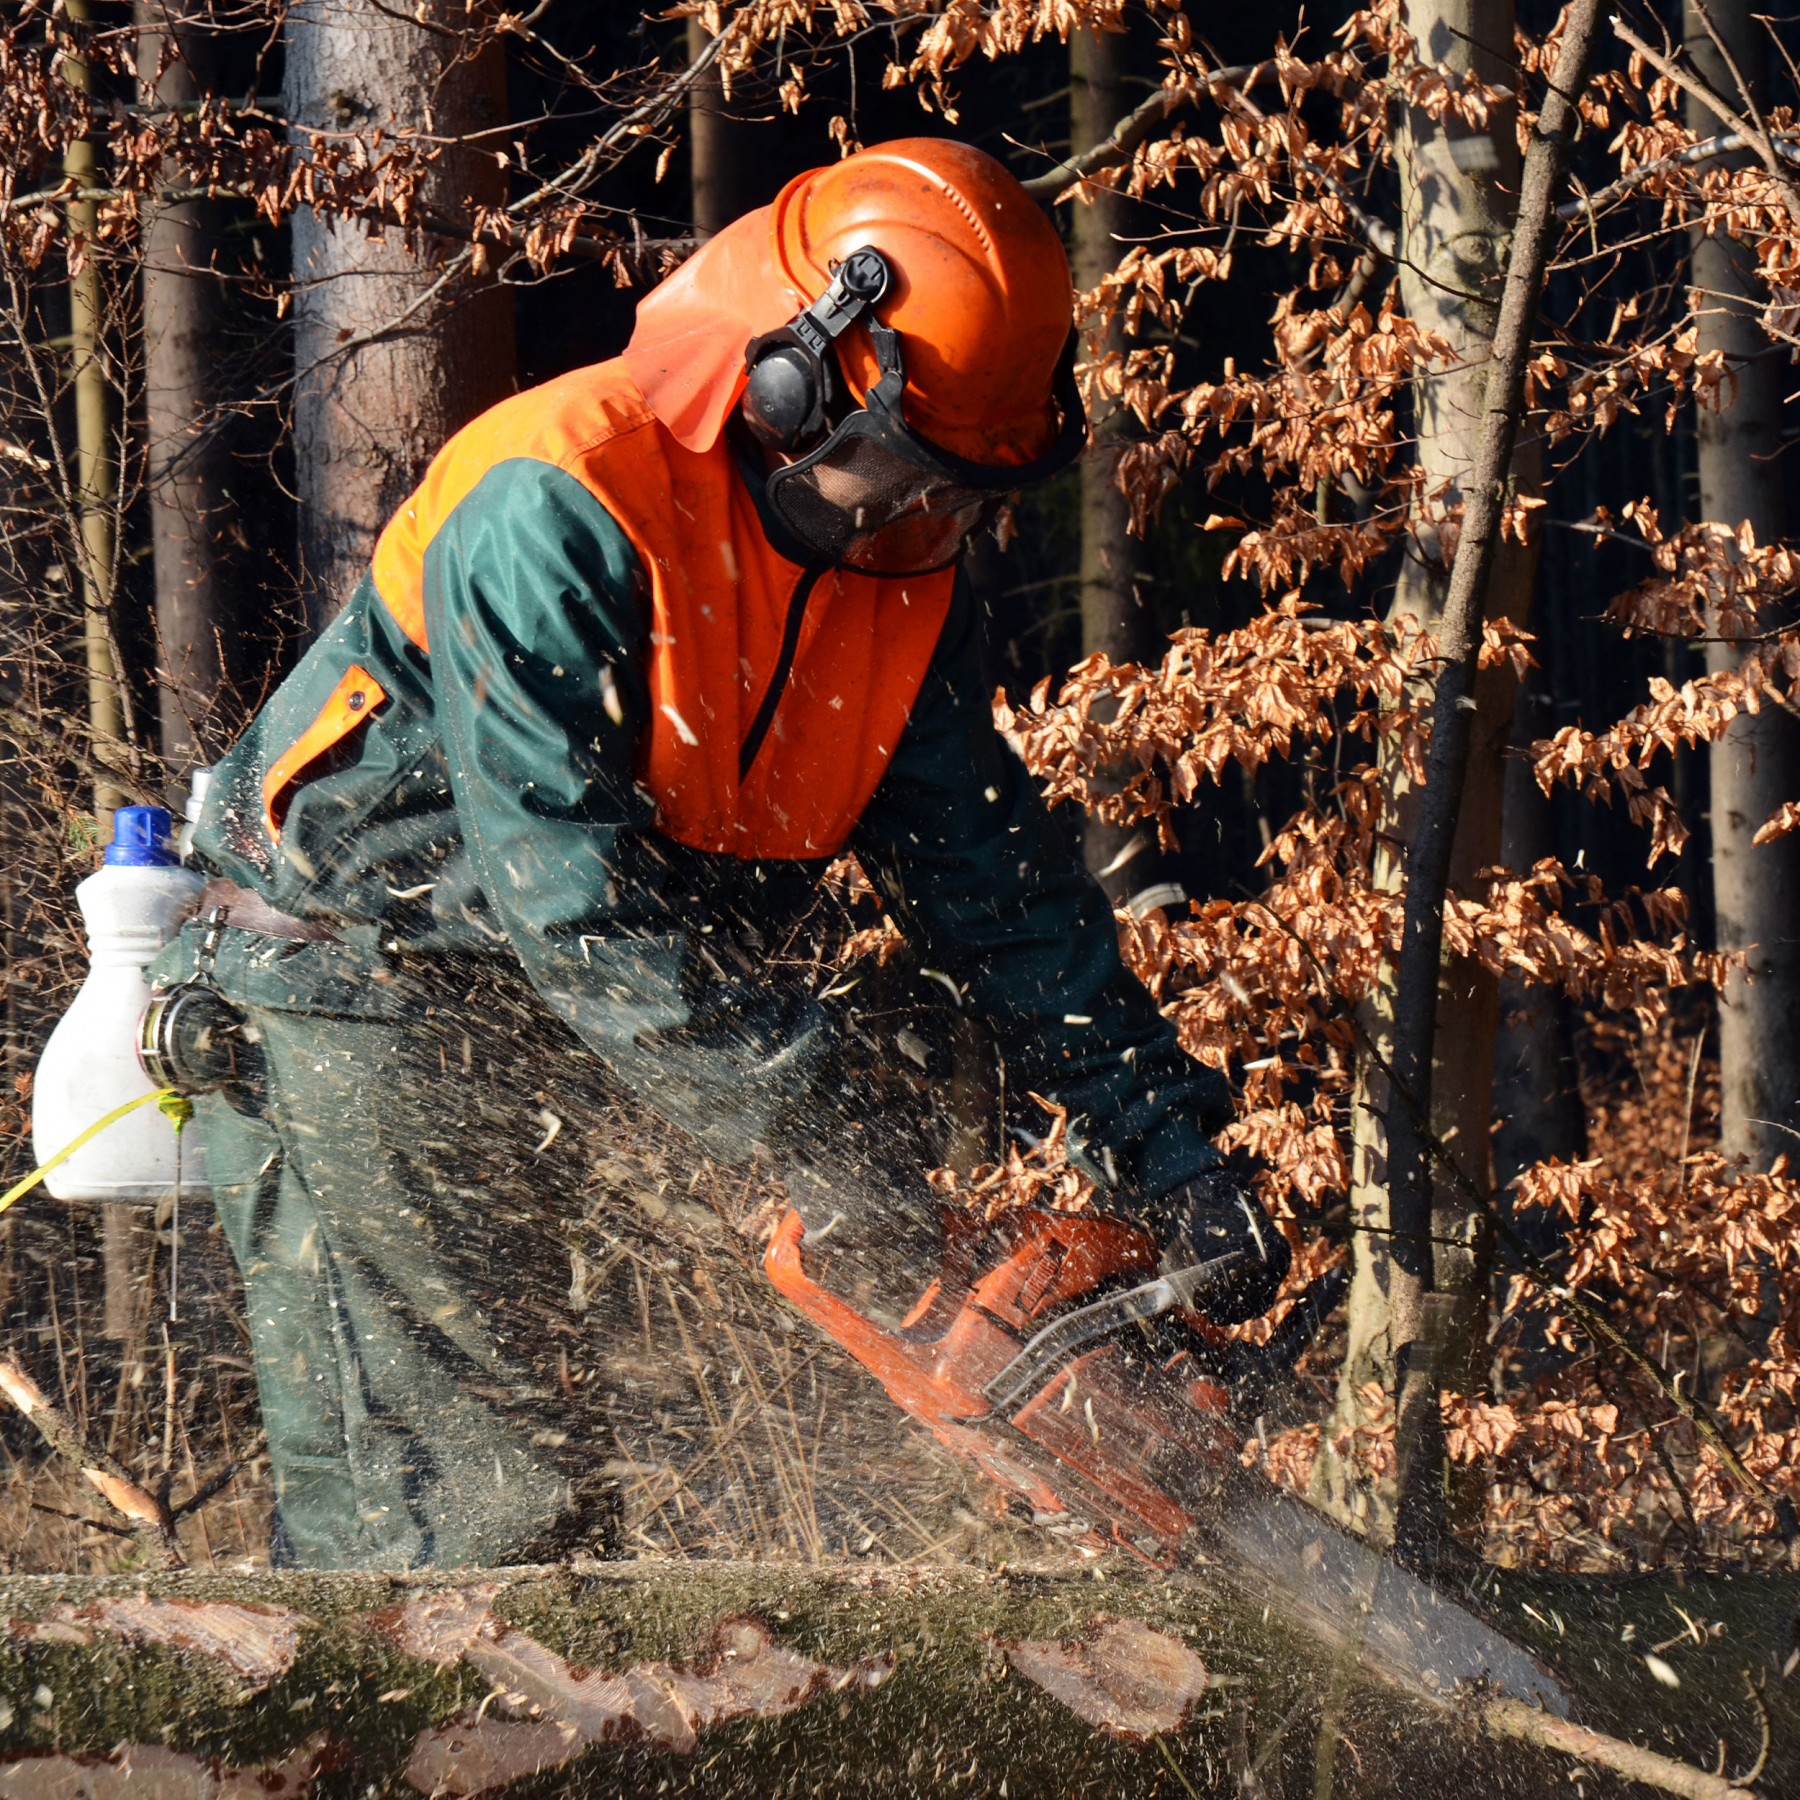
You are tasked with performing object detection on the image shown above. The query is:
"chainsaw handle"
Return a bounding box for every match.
[764,1207,997,1422]
[763,1207,964,1338]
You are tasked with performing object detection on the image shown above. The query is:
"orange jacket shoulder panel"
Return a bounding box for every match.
[370,362,657,651]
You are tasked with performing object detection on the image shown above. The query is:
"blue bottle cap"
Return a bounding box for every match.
[104,805,177,868]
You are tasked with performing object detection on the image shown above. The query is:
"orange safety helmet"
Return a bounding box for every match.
[622,137,1075,467]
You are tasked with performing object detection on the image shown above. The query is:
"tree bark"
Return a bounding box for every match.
[1320,0,1540,1542]
[288,0,514,633]
[1492,673,1585,1222]
[1070,22,1148,905]
[0,1561,1786,1799]
[136,0,234,778]
[686,17,758,238]
[1683,0,1800,1167]
[1382,0,1602,1561]
[63,0,131,827]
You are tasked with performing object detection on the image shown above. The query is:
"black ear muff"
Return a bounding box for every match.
[742,245,893,452]
[743,342,828,449]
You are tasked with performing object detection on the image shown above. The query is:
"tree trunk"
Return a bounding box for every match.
[1070,23,1147,905]
[1492,673,1585,1222]
[136,0,234,779]
[288,0,514,633]
[686,17,757,238]
[63,0,131,827]
[0,1561,1786,1799]
[1317,0,1542,1542]
[1683,0,1800,1168]
[68,0,141,1346]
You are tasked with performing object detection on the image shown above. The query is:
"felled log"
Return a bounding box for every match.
[0,1559,1790,1798]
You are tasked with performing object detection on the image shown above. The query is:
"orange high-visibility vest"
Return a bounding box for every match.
[368,359,956,862]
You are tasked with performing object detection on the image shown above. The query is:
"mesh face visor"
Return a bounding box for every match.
[764,322,1086,577]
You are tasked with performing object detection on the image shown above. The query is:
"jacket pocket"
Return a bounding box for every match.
[262,664,389,844]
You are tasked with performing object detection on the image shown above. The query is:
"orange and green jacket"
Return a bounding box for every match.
[195,358,1227,1196]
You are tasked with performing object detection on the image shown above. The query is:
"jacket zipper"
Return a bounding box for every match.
[738,565,824,782]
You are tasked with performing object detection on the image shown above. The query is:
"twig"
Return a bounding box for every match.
[170,1433,266,1521]
[1209,76,1399,260]
[27,1499,132,1540]
[0,1355,183,1568]
[1018,59,1398,260]
[1251,899,1769,1503]
[1557,128,1800,219]
[1020,65,1263,201]
[1691,0,1773,169]
[1153,1733,1205,1800]
[1611,15,1800,224]
[1730,1669,1773,1789]
[1479,1696,1761,1799]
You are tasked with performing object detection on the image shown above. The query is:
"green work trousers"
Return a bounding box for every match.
[154,921,613,1570]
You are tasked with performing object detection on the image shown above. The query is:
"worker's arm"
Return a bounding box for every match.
[851,579,1232,1204]
[423,458,658,942]
[423,458,802,1152]
[421,458,833,1161]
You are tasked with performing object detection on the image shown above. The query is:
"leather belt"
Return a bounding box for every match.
[197,878,336,943]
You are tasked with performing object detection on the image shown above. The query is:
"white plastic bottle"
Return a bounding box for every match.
[32,806,208,1200]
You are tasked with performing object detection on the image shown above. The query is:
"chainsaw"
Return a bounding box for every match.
[765,1202,1569,1713]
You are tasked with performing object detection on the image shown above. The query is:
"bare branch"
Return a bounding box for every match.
[1558,127,1800,218]
[1020,64,1261,201]
[1480,1697,1762,1800]
[0,1356,184,1568]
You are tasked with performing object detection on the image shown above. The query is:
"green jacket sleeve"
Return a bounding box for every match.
[421,457,826,1159]
[851,580,1231,1206]
[422,461,690,1058]
[423,457,658,936]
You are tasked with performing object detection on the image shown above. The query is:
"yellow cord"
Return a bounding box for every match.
[0,1087,182,1219]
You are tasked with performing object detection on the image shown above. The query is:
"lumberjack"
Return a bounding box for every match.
[150,140,1287,1570]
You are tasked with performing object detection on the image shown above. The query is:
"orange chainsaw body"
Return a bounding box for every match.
[764,1205,1239,1552]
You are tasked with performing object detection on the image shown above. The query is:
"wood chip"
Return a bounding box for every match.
[49,1598,304,1689]
[405,1719,584,1798]
[996,1617,1214,1740]
[0,1737,323,1800]
[365,1586,502,1670]
[401,1611,893,1793]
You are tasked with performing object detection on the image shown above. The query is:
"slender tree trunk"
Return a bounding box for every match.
[66,0,144,1345]
[1317,0,1541,1541]
[1070,23,1147,904]
[288,0,514,632]
[1492,671,1585,1217]
[63,0,130,827]
[686,17,757,238]
[137,0,233,778]
[1683,0,1800,1167]
[1370,0,1598,1563]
